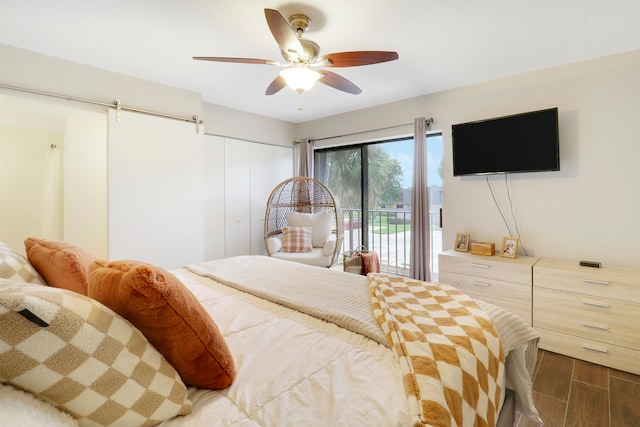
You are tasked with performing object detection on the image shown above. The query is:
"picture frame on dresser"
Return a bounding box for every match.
[455,233,470,252]
[500,237,519,258]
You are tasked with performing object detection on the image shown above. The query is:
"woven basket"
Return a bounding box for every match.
[343,246,371,275]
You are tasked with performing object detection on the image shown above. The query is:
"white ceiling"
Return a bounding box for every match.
[1,1,640,123]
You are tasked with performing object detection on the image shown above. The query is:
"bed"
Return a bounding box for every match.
[1,240,542,427]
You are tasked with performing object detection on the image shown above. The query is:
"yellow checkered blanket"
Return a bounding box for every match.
[369,273,505,427]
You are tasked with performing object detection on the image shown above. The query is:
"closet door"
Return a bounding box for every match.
[204,135,225,260]
[224,138,251,257]
[224,139,293,257]
[108,110,204,269]
[250,143,273,255]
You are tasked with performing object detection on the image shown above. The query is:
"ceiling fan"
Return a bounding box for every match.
[193,8,398,95]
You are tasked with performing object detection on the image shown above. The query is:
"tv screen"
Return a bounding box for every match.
[452,107,560,176]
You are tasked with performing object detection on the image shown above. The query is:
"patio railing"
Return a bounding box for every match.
[341,208,442,276]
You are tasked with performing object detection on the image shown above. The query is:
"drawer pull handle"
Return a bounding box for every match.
[581,344,609,354]
[470,263,490,269]
[583,279,609,286]
[582,322,609,331]
[471,281,490,287]
[582,301,610,309]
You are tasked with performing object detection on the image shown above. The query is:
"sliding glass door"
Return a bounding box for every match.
[314,134,442,276]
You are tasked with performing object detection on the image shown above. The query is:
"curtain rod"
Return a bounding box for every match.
[0,82,202,129]
[297,117,434,144]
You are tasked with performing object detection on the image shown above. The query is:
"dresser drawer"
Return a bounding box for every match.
[533,287,640,326]
[468,295,531,325]
[534,305,640,350]
[440,271,531,300]
[536,327,640,375]
[439,252,536,286]
[534,259,640,303]
[439,271,531,324]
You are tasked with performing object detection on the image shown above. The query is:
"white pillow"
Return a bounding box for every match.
[0,384,79,427]
[323,234,337,256]
[266,236,283,254]
[286,211,333,248]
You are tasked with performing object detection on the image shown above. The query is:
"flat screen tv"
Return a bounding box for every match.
[452,107,560,176]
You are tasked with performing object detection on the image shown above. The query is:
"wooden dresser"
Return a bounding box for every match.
[533,258,640,375]
[438,250,539,325]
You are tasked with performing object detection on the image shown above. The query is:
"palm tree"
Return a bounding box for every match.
[324,145,404,210]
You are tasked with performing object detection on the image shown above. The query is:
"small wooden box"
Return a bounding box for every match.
[471,242,495,256]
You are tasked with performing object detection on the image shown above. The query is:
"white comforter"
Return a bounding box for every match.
[159,267,412,427]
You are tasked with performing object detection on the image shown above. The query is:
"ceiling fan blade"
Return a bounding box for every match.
[265,76,287,95]
[317,51,399,67]
[264,9,303,57]
[193,56,278,65]
[318,70,362,95]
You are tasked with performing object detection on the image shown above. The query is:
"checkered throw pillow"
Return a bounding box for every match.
[281,226,313,252]
[0,242,45,285]
[0,280,192,426]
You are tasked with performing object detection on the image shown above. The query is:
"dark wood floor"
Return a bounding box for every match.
[515,349,640,427]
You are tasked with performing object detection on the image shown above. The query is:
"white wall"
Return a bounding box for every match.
[296,49,640,268]
[0,126,63,254]
[202,102,295,147]
[0,43,201,120]
[0,95,107,258]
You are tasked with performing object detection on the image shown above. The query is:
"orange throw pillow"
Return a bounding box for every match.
[87,259,236,389]
[24,237,96,295]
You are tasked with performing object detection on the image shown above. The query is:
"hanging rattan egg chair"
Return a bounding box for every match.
[264,177,344,267]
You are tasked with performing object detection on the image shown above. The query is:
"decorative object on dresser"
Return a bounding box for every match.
[454,232,470,252]
[500,237,519,258]
[471,242,496,256]
[533,258,640,375]
[438,249,539,325]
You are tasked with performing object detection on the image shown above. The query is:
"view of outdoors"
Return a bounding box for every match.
[314,134,443,276]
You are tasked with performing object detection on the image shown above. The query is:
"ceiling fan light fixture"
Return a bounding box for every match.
[280,66,322,93]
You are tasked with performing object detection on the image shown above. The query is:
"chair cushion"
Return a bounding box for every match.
[24,237,95,295]
[322,234,337,257]
[266,236,283,254]
[87,259,236,389]
[271,248,333,267]
[281,226,313,253]
[285,211,333,248]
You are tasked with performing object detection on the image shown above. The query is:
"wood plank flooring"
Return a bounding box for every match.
[516,349,640,427]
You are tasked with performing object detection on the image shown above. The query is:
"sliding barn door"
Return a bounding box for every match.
[107,110,204,269]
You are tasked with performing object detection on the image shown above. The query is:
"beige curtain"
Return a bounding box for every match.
[298,138,313,177]
[409,118,431,281]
